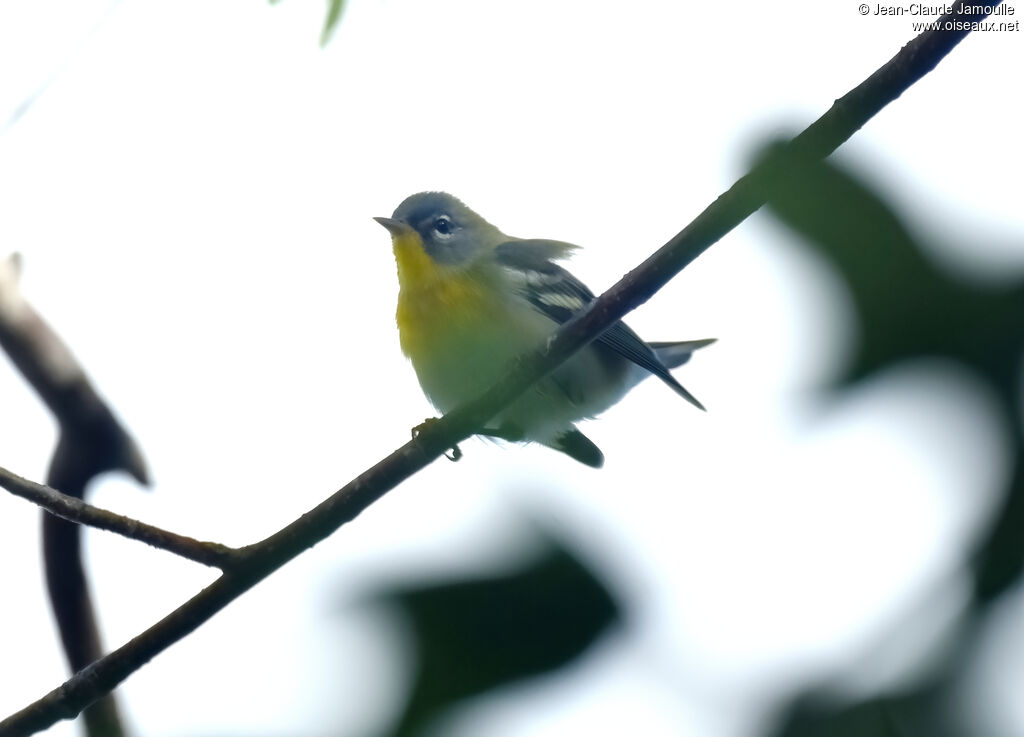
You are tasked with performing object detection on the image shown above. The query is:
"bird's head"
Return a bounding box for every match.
[375,192,504,279]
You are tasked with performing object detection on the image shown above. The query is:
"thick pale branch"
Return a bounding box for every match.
[0,4,999,735]
[0,466,236,568]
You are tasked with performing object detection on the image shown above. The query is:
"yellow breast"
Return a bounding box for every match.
[391,231,568,417]
[392,231,494,365]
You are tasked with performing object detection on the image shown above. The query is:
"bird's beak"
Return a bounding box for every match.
[374,216,412,236]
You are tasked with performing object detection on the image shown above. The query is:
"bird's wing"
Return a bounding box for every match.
[494,239,593,322]
[495,238,578,266]
[493,240,704,410]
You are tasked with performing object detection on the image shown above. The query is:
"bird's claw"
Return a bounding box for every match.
[411,418,462,462]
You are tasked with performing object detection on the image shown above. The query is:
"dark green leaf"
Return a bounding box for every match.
[365,535,621,737]
[757,143,1024,397]
[767,685,962,737]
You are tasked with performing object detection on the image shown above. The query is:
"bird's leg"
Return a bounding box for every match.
[411,421,525,462]
[411,418,462,462]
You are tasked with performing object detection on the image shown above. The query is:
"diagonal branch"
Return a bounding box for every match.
[0,466,237,568]
[0,4,1000,734]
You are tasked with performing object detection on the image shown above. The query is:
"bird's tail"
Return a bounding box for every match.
[648,338,717,369]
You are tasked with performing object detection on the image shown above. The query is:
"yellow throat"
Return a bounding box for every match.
[391,231,492,363]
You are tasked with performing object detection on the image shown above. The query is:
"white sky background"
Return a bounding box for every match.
[1,1,1022,736]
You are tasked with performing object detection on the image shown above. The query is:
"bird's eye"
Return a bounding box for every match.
[432,216,453,236]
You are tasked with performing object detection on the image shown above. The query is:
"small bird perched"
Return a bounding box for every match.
[376,192,713,468]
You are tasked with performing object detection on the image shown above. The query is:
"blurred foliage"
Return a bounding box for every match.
[357,532,621,737]
[758,144,1024,396]
[320,0,346,46]
[269,0,346,46]
[758,144,1024,737]
[767,685,952,737]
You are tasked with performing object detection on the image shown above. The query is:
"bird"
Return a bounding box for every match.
[375,191,713,468]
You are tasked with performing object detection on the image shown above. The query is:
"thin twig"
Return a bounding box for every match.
[0,0,126,136]
[0,4,1000,734]
[0,466,237,568]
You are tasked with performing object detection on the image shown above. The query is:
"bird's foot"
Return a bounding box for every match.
[411,419,462,462]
